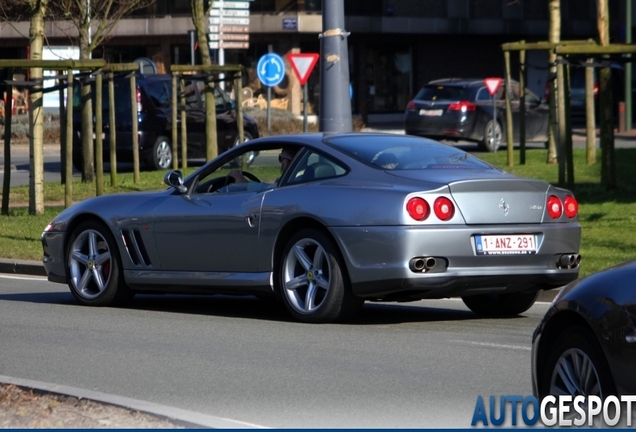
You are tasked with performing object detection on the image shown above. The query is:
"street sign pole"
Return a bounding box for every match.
[303,83,308,132]
[287,53,319,133]
[484,77,503,152]
[257,51,285,132]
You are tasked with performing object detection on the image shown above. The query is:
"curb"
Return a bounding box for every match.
[0,258,46,277]
[0,375,266,429]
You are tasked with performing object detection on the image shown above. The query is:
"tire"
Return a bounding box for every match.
[540,325,616,400]
[461,290,539,316]
[66,220,133,306]
[229,131,256,168]
[144,136,173,170]
[279,228,363,323]
[480,119,503,152]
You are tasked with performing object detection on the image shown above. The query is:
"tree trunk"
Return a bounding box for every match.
[191,0,218,161]
[546,0,560,165]
[28,0,47,216]
[597,0,616,189]
[79,19,95,183]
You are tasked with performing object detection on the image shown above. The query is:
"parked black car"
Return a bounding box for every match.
[532,259,636,399]
[404,78,549,152]
[73,74,260,171]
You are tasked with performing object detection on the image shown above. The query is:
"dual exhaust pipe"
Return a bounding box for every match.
[409,256,447,273]
[557,253,581,269]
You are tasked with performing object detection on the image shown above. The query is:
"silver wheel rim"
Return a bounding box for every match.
[282,238,331,315]
[156,140,172,169]
[486,122,502,150]
[550,347,601,397]
[234,134,255,164]
[68,229,112,300]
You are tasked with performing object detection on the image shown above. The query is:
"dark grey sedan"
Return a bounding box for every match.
[532,259,636,400]
[42,133,581,323]
[404,78,549,152]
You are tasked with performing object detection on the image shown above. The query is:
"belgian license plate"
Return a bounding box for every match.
[419,109,443,116]
[475,234,537,255]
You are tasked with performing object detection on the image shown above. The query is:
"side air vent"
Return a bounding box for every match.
[121,230,152,267]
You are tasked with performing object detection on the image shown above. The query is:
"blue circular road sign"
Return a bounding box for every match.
[257,53,285,87]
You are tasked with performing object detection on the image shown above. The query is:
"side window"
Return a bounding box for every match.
[286,151,347,184]
[476,87,490,101]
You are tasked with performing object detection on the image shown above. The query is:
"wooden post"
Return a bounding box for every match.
[95,73,104,196]
[65,69,74,208]
[556,60,567,187]
[58,70,67,184]
[234,72,247,171]
[108,72,117,186]
[504,51,514,166]
[171,74,178,170]
[564,64,574,189]
[1,68,13,215]
[585,58,596,165]
[180,78,188,169]
[519,44,526,165]
[130,73,140,184]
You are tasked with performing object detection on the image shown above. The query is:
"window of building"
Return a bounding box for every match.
[365,46,412,113]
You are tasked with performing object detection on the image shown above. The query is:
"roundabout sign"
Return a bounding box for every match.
[257,53,285,87]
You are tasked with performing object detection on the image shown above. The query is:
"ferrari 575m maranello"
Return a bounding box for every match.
[42,133,582,323]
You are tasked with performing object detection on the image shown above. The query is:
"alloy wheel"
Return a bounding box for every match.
[68,229,113,300]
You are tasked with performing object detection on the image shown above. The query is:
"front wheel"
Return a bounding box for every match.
[279,229,363,323]
[66,220,132,306]
[144,136,173,170]
[540,325,615,400]
[461,291,538,316]
[480,119,503,152]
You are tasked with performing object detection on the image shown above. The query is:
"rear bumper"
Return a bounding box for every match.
[404,112,479,141]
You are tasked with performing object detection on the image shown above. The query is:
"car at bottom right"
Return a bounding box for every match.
[532,259,636,399]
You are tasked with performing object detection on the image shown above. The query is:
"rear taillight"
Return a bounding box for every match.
[136,88,143,113]
[448,101,476,112]
[406,100,416,111]
[434,197,455,221]
[564,195,578,218]
[547,195,563,219]
[407,197,430,221]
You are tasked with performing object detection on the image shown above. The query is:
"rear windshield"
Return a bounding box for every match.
[72,80,131,113]
[414,85,469,101]
[325,135,498,171]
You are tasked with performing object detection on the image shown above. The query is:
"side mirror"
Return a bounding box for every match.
[163,170,187,193]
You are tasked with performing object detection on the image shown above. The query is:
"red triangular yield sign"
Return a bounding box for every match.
[484,77,503,96]
[287,53,319,86]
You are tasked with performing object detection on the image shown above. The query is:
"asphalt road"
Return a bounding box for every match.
[0,273,549,428]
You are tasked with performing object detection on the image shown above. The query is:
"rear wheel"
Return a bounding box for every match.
[279,228,363,323]
[229,131,256,167]
[144,136,173,170]
[480,119,503,152]
[461,291,538,316]
[66,220,133,306]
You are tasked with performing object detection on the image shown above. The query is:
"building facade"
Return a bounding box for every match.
[0,0,628,119]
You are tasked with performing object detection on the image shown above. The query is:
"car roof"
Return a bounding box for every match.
[426,78,519,88]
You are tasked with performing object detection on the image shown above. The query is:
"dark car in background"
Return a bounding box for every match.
[532,259,636,400]
[73,74,259,171]
[404,78,549,152]
[566,62,624,123]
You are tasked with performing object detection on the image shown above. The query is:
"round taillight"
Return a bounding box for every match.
[564,195,578,218]
[406,197,430,221]
[434,197,455,221]
[406,100,416,111]
[547,195,563,219]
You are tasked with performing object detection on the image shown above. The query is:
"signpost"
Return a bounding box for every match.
[257,53,285,131]
[287,53,319,132]
[484,77,503,152]
[208,0,251,88]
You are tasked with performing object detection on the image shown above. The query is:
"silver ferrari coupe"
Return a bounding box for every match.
[42,133,582,323]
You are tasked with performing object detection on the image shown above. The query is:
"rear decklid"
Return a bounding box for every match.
[448,178,549,224]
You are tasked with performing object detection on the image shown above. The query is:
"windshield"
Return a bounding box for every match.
[325,135,500,171]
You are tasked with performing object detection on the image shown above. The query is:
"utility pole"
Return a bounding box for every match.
[319,0,352,133]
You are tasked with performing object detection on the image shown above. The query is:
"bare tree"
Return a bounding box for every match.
[190,0,218,161]
[48,0,155,183]
[0,0,49,215]
[546,0,560,165]
[596,0,615,189]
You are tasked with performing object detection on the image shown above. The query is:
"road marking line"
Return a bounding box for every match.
[451,339,531,351]
[0,274,48,281]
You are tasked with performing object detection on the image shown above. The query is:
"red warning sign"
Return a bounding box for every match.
[484,77,503,96]
[287,53,319,86]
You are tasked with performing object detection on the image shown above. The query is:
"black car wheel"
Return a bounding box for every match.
[66,220,133,306]
[461,291,539,316]
[144,136,173,170]
[279,229,363,323]
[540,325,616,400]
[481,119,503,152]
[229,131,256,167]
